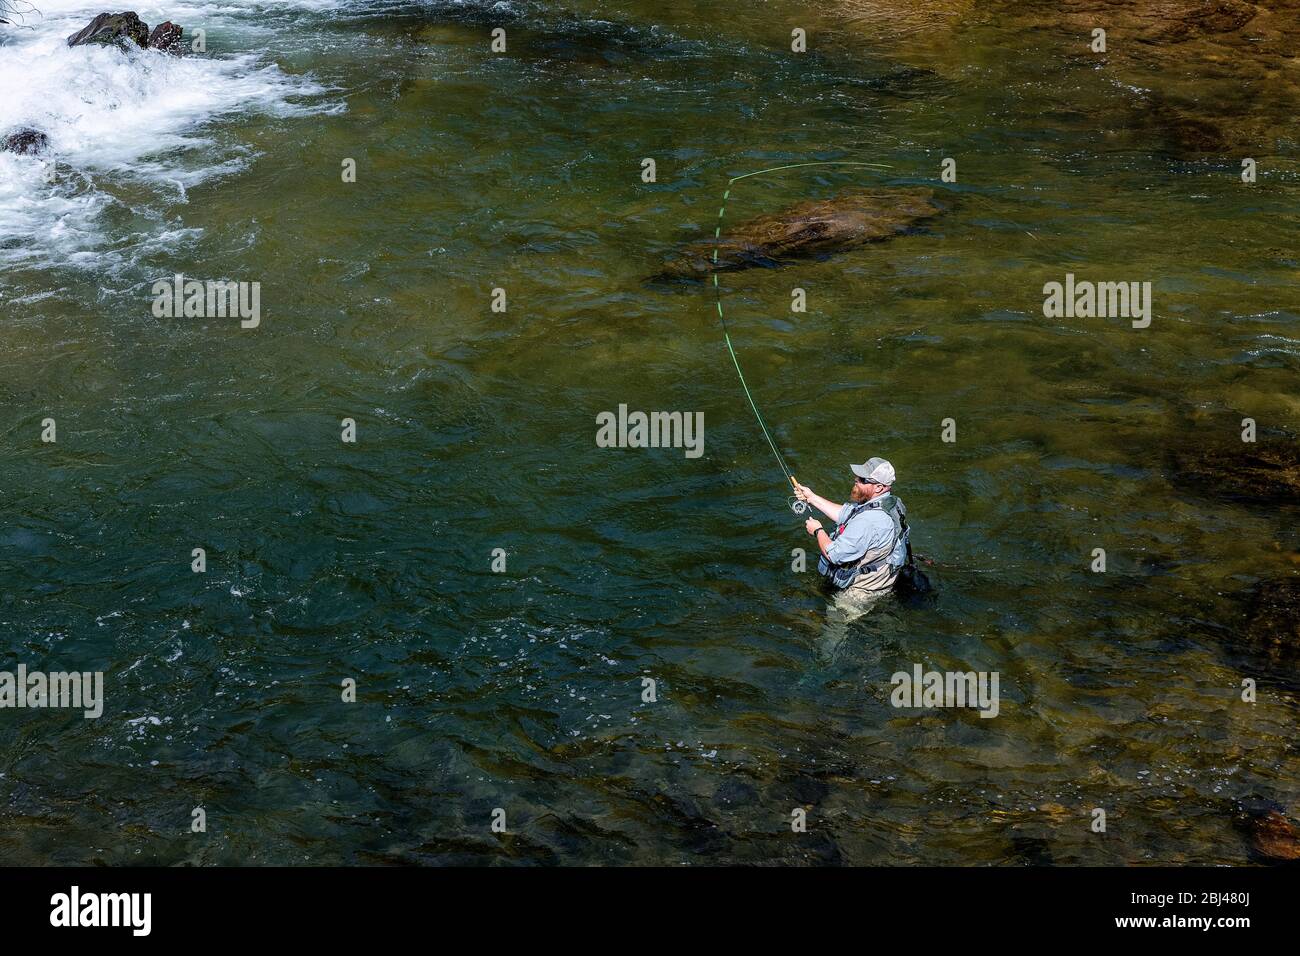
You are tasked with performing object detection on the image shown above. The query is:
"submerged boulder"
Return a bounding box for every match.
[1223,575,1300,682]
[148,21,184,54]
[1251,812,1300,861]
[657,186,945,279]
[1245,576,1300,650]
[1167,436,1300,505]
[2,129,49,155]
[1026,0,1261,46]
[1239,806,1300,862]
[67,12,150,49]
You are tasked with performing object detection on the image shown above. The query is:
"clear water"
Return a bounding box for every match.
[1,0,1297,864]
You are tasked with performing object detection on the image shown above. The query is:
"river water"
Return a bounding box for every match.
[1,0,1297,864]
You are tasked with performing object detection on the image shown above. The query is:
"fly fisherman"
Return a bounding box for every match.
[793,456,915,600]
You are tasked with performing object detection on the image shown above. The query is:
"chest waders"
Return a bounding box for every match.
[817,495,911,591]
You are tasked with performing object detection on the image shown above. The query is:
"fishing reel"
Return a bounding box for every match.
[787,476,809,515]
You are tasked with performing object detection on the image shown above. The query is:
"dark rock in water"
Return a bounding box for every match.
[67,12,150,50]
[860,65,945,99]
[787,774,831,806]
[1007,833,1055,866]
[148,21,184,55]
[712,778,758,807]
[657,187,945,279]
[1205,575,1300,689]
[1245,577,1300,650]
[1013,0,1261,46]
[1167,435,1300,505]
[1138,91,1281,157]
[1126,0,1258,45]
[796,830,844,864]
[1147,99,1231,153]
[1222,576,1300,686]
[1243,809,1300,862]
[2,129,49,155]
[990,0,1298,158]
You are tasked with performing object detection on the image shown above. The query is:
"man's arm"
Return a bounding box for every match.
[804,518,832,557]
[793,482,842,521]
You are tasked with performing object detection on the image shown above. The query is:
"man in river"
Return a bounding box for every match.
[793,456,911,604]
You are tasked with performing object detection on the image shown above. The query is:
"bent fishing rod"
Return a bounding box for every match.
[710,160,892,518]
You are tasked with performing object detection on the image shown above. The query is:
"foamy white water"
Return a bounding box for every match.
[0,0,344,274]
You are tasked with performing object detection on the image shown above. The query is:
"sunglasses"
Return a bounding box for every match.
[854,475,879,485]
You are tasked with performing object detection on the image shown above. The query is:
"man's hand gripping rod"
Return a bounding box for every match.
[788,476,809,516]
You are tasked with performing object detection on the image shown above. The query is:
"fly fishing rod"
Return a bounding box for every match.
[710,160,892,517]
[715,293,808,515]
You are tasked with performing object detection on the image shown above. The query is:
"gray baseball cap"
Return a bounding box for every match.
[850,456,896,485]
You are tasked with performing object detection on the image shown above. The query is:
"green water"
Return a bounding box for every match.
[1,0,1297,864]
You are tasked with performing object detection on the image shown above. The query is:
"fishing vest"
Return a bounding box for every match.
[817,494,910,590]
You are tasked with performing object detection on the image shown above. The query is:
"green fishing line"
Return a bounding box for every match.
[710,160,893,504]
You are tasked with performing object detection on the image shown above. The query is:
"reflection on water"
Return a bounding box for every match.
[0,0,1297,865]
